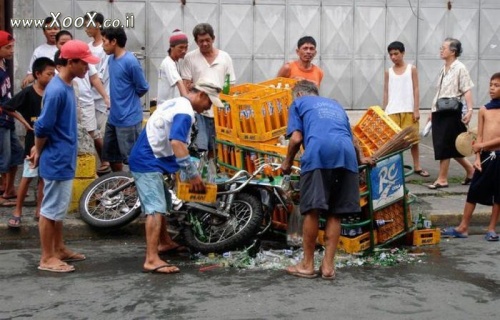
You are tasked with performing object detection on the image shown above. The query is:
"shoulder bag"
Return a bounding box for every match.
[435,68,463,113]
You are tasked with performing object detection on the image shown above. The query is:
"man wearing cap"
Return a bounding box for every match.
[101,26,150,173]
[31,40,100,273]
[181,23,235,156]
[157,29,189,104]
[128,80,223,274]
[0,31,23,204]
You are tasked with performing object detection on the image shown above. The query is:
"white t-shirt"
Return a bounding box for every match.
[385,64,415,115]
[73,64,98,107]
[27,43,58,74]
[157,55,182,104]
[88,41,110,113]
[180,48,235,117]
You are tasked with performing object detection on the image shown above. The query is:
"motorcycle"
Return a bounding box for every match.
[78,161,300,253]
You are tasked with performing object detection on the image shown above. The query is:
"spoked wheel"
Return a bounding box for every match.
[79,172,141,229]
[182,193,264,253]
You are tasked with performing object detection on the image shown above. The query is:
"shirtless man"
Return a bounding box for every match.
[441,72,500,241]
[277,36,323,87]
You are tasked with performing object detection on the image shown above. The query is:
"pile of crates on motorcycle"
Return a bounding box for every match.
[214,80,439,253]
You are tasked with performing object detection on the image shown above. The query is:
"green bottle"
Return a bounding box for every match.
[416,213,424,230]
[223,73,230,95]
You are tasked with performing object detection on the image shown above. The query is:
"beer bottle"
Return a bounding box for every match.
[416,213,424,230]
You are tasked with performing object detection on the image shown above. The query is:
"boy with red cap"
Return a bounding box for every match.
[157,29,189,104]
[30,40,99,273]
[0,31,24,205]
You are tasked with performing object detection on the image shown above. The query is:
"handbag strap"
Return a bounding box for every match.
[438,65,462,99]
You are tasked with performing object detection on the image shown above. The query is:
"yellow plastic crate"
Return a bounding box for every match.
[75,154,96,178]
[214,83,267,141]
[234,89,289,142]
[410,229,441,246]
[176,182,217,203]
[353,106,402,157]
[338,231,378,254]
[374,200,407,243]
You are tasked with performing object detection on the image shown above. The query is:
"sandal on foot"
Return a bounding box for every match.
[414,169,430,177]
[286,265,318,279]
[428,183,448,190]
[441,227,468,238]
[142,264,180,274]
[319,266,336,280]
[7,216,21,228]
[484,231,499,242]
[96,164,112,175]
[461,177,473,185]
[38,263,75,273]
[60,252,86,262]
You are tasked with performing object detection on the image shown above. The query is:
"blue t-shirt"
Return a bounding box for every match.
[0,64,13,129]
[34,76,77,180]
[108,51,149,127]
[129,97,195,173]
[286,96,358,174]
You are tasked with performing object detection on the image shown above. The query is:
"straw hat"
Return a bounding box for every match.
[455,128,477,157]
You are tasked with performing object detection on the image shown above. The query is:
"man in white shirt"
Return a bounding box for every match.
[181,23,235,156]
[157,29,189,104]
[21,17,60,88]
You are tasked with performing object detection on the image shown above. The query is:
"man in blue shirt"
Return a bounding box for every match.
[281,80,362,280]
[101,26,149,172]
[32,40,100,273]
[129,80,222,274]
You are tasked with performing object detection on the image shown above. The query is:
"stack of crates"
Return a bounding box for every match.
[353,106,401,157]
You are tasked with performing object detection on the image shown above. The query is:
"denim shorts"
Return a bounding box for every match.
[131,171,172,215]
[0,127,24,173]
[194,114,215,152]
[102,122,142,164]
[40,179,73,221]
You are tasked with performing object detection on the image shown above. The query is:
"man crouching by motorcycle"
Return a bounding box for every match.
[280,80,372,280]
[128,80,223,274]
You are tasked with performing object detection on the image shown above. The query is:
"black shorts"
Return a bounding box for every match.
[300,168,361,216]
[466,151,500,205]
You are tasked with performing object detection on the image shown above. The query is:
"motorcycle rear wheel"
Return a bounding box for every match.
[182,193,264,253]
[79,172,141,229]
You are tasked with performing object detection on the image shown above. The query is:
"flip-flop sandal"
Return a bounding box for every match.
[142,264,180,274]
[286,265,318,279]
[461,177,473,185]
[7,216,21,228]
[441,227,468,238]
[484,231,499,241]
[319,266,336,280]
[414,169,430,177]
[38,263,75,273]
[61,253,86,262]
[96,165,112,175]
[428,183,449,189]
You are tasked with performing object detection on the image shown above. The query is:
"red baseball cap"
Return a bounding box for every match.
[0,31,15,48]
[60,40,100,64]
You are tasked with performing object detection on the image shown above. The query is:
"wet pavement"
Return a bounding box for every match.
[0,236,498,319]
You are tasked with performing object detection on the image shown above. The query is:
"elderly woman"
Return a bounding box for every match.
[428,38,475,189]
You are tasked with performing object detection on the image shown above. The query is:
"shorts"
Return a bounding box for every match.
[0,127,24,173]
[95,109,108,137]
[194,114,215,152]
[40,179,73,221]
[300,168,361,216]
[79,104,98,134]
[466,151,500,205]
[131,171,171,214]
[22,158,38,178]
[388,113,420,142]
[102,122,142,164]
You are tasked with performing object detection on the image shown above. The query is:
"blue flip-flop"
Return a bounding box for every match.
[441,227,468,238]
[484,231,499,242]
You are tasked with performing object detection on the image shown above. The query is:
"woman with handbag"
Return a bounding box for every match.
[428,38,475,189]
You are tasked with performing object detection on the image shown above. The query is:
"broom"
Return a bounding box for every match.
[372,126,419,159]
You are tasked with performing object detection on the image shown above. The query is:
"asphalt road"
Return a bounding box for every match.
[0,236,499,320]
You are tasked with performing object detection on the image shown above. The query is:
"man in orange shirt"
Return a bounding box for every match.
[277,36,324,87]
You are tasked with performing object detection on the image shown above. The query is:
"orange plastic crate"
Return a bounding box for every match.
[176,182,217,203]
[373,200,407,243]
[409,229,441,246]
[353,106,402,157]
[338,231,378,254]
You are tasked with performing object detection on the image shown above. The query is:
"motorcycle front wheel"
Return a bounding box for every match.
[182,193,264,253]
[79,172,141,229]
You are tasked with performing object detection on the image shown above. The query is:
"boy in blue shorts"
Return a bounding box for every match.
[3,58,56,227]
[441,72,500,241]
[129,80,221,274]
[31,40,99,273]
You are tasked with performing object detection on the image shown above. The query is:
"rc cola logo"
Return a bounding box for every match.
[370,154,404,210]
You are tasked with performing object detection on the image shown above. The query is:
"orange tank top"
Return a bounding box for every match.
[288,61,324,87]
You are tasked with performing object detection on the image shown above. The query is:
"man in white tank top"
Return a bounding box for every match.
[383,41,429,177]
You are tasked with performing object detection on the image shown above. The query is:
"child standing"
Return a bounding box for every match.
[4,58,56,227]
[383,41,429,177]
[441,72,500,241]
[0,31,24,204]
